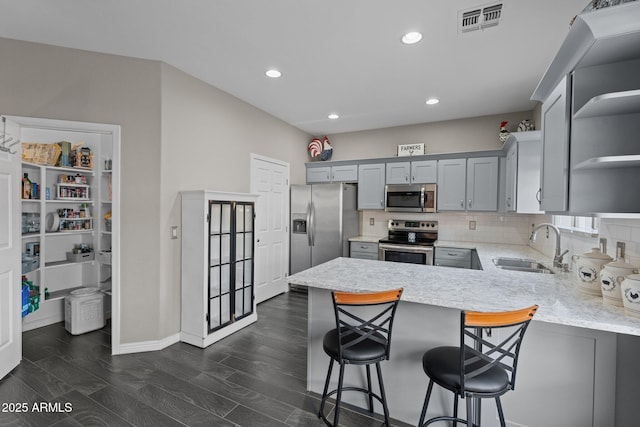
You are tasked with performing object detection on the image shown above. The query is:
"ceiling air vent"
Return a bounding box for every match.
[458,3,503,34]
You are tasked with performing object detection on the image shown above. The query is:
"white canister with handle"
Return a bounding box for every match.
[600,260,638,306]
[621,274,640,319]
[572,248,613,295]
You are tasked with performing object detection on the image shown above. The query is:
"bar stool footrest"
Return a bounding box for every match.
[319,386,386,427]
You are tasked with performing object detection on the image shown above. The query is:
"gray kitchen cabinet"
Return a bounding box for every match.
[330,164,358,182]
[504,132,542,214]
[386,162,411,184]
[434,247,472,269]
[437,159,467,211]
[438,157,498,212]
[539,76,571,212]
[307,166,331,183]
[350,241,379,260]
[532,3,640,214]
[307,164,358,183]
[358,163,385,210]
[466,157,498,211]
[411,160,437,183]
[386,160,437,184]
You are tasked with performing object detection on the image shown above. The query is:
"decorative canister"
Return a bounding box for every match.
[572,248,613,295]
[621,274,640,319]
[600,260,638,306]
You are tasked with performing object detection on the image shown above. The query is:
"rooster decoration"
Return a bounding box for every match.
[308,136,333,161]
[499,121,510,144]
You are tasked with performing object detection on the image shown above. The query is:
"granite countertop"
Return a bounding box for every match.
[287,242,640,337]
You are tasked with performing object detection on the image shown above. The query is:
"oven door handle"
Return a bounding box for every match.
[379,243,434,254]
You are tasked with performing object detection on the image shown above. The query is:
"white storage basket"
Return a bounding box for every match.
[64,288,105,335]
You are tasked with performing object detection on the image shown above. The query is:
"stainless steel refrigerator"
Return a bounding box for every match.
[290,183,359,275]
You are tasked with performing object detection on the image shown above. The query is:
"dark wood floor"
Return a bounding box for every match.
[0,290,411,427]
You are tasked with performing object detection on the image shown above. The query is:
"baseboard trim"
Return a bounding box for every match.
[113,333,180,355]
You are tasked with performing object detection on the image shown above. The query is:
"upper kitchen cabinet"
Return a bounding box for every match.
[437,157,498,212]
[532,2,640,214]
[412,160,437,183]
[386,160,437,184]
[504,131,543,214]
[358,163,385,210]
[539,76,571,212]
[466,157,498,211]
[437,159,466,211]
[306,164,358,183]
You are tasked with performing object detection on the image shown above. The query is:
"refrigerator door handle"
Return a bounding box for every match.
[306,202,312,247]
[309,201,316,246]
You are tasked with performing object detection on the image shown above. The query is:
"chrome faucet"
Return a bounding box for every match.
[530,223,569,268]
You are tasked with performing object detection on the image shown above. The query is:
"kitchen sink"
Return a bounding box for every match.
[492,257,554,274]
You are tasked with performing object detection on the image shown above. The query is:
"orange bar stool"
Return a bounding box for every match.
[418,305,538,427]
[318,288,403,427]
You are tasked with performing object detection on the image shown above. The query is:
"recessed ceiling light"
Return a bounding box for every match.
[426,98,440,105]
[328,113,339,120]
[265,69,282,78]
[401,31,423,45]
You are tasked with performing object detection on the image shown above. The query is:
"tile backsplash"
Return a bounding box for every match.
[360,211,534,245]
[360,211,640,269]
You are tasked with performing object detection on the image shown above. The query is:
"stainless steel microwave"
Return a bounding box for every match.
[384,183,436,213]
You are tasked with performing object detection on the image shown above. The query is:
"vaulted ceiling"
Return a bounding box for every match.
[0,0,588,134]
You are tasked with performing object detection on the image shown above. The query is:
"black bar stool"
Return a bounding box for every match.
[418,305,538,427]
[318,288,403,427]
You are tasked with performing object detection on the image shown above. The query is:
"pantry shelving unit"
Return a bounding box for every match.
[12,116,120,332]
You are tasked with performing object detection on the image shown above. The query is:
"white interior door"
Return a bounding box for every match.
[0,117,22,380]
[250,154,289,304]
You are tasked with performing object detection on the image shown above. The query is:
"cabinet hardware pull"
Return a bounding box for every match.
[460,200,464,207]
[468,200,472,208]
[536,188,542,203]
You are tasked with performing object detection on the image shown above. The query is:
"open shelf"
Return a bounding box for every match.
[45,230,94,237]
[573,155,640,171]
[21,161,95,175]
[531,3,640,102]
[45,259,95,269]
[573,89,640,119]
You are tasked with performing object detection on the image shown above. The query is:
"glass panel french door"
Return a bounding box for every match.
[233,202,254,320]
[207,200,254,332]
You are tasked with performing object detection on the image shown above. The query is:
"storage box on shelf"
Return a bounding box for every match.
[10,115,119,332]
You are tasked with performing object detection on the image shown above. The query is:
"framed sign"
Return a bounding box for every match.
[397,143,425,157]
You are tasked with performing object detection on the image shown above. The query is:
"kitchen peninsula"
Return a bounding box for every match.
[287,244,640,427]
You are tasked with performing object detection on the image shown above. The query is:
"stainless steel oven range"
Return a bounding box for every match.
[378,219,438,265]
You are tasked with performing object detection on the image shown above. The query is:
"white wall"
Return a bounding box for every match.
[0,37,163,343]
[324,111,535,160]
[159,63,309,337]
[0,37,311,345]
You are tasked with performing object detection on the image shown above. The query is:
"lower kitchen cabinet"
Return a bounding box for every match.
[350,241,379,260]
[180,190,258,348]
[434,247,472,269]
